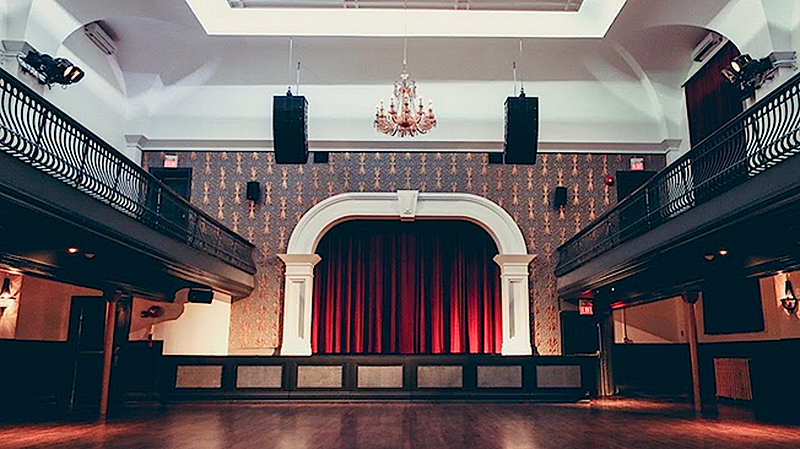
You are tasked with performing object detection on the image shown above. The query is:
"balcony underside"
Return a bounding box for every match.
[0,151,255,301]
[556,152,800,306]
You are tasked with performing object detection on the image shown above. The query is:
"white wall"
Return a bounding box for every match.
[613,296,688,344]
[613,271,800,346]
[152,291,232,356]
[125,79,667,146]
[695,273,800,343]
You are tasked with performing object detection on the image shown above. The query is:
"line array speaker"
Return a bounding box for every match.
[504,94,538,165]
[273,94,308,164]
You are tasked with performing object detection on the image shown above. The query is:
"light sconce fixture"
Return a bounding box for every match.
[782,280,798,315]
[17,49,84,87]
[0,277,16,312]
[721,51,796,94]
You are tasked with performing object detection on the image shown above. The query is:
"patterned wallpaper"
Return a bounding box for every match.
[143,151,665,355]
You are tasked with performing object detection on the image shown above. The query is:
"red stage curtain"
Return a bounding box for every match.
[311,220,502,355]
[684,41,743,147]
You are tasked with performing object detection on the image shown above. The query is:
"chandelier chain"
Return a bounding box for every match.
[374,0,437,138]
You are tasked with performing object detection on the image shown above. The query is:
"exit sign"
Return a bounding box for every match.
[579,299,594,316]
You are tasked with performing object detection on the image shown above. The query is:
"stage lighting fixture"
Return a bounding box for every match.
[721,52,796,94]
[17,49,84,86]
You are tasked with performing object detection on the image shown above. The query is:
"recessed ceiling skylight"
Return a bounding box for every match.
[185,0,626,38]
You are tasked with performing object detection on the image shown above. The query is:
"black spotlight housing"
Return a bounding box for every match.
[721,53,775,93]
[18,49,84,86]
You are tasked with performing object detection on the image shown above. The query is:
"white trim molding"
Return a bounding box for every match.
[280,190,534,356]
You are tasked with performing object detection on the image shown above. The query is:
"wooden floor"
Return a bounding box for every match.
[1,399,800,449]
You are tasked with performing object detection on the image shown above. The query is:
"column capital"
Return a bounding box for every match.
[493,254,536,277]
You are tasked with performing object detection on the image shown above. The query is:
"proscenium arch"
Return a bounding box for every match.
[280,191,535,356]
[287,191,529,256]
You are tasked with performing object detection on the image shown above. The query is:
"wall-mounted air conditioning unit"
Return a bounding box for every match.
[692,31,723,63]
[84,22,116,56]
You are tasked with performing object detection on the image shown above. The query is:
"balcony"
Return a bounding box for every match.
[556,71,800,302]
[0,67,255,299]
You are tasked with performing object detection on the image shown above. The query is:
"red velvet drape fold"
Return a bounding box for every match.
[312,220,502,355]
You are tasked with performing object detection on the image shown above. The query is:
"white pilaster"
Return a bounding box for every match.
[278,254,321,356]
[494,254,536,356]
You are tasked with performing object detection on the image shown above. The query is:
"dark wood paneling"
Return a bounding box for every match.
[0,340,72,419]
[614,340,800,424]
[157,354,597,403]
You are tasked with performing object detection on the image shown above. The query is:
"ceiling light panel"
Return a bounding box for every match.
[191,0,624,38]
[228,0,584,12]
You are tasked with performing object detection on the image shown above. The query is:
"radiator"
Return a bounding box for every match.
[713,358,753,401]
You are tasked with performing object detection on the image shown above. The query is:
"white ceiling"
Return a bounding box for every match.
[54,0,716,88]
[34,0,735,151]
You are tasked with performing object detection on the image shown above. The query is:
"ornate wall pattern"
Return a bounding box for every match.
[143,151,665,355]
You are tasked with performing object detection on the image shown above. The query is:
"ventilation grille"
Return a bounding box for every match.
[713,358,753,401]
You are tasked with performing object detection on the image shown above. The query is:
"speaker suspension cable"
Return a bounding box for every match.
[287,38,293,95]
[518,39,525,96]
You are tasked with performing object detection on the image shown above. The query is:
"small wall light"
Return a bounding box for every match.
[782,280,798,315]
[0,277,16,313]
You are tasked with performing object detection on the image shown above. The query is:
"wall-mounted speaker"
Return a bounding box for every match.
[188,287,214,304]
[246,181,260,203]
[273,94,308,164]
[488,152,504,164]
[554,186,568,208]
[313,152,329,164]
[504,94,538,165]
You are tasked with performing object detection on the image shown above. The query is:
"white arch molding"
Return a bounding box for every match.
[278,191,535,356]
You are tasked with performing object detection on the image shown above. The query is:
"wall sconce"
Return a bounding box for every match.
[17,49,84,87]
[141,305,165,347]
[141,305,165,318]
[0,277,16,313]
[781,280,798,315]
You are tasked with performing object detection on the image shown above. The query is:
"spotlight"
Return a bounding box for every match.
[17,49,84,87]
[730,54,752,73]
[721,52,796,93]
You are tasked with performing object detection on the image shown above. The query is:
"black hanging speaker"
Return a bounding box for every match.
[273,94,308,164]
[246,181,260,203]
[554,186,567,208]
[504,94,539,165]
[188,287,214,304]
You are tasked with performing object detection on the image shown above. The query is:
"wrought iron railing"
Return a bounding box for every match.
[0,67,255,274]
[557,70,800,276]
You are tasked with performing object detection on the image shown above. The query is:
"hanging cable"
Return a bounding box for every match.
[518,39,525,96]
[287,38,294,95]
[296,61,301,95]
[403,0,408,72]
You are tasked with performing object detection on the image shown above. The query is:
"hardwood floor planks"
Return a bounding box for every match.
[0,399,799,449]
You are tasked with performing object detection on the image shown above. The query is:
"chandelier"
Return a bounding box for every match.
[375,69,436,137]
[374,3,436,137]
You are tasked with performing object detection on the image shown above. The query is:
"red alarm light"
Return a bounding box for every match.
[604,175,615,186]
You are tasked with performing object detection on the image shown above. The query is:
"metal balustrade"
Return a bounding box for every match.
[557,71,800,276]
[0,67,255,274]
